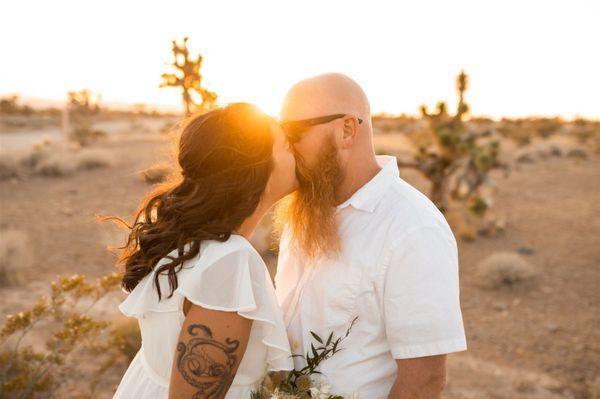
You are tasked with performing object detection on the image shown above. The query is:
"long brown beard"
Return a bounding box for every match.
[274,135,344,260]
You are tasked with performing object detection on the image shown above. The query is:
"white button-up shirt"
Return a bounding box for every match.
[275,155,467,398]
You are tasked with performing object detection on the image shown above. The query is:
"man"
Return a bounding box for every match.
[274,73,467,398]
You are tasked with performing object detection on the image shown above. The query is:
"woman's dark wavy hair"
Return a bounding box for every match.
[105,103,275,300]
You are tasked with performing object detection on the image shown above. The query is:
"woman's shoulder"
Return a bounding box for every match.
[202,233,257,254]
[196,234,264,269]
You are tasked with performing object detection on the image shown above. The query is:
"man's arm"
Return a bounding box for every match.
[387,355,447,399]
[168,301,252,399]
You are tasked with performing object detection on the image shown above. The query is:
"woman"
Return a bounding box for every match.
[112,103,297,398]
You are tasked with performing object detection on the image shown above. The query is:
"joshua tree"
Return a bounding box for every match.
[64,89,105,145]
[160,37,218,115]
[398,70,503,216]
[67,89,101,115]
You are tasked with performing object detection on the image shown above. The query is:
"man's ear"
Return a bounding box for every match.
[340,117,359,148]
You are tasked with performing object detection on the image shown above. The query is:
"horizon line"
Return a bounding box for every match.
[2,93,599,122]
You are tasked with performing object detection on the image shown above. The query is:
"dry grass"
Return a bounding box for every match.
[33,153,78,176]
[475,251,537,289]
[0,229,31,287]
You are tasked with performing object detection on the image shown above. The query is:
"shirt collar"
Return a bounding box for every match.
[336,155,400,213]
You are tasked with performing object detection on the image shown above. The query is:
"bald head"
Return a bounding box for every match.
[280,73,371,125]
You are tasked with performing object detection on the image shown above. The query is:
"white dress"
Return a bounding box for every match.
[113,234,293,398]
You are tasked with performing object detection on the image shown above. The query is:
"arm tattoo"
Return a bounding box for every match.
[176,324,240,399]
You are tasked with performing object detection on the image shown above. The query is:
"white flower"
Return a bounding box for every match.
[270,388,300,399]
[309,383,332,399]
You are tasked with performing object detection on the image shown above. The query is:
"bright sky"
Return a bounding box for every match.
[1,0,599,119]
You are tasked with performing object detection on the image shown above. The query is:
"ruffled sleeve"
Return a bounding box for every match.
[118,236,293,372]
[174,244,259,312]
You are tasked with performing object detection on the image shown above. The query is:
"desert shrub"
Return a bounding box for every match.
[33,154,77,177]
[0,96,33,116]
[516,153,536,164]
[567,148,588,159]
[532,117,563,138]
[0,273,130,398]
[75,149,115,170]
[571,118,600,143]
[141,163,172,184]
[0,153,20,181]
[498,117,565,145]
[0,140,56,180]
[0,229,31,287]
[476,252,537,289]
[69,126,107,146]
[18,142,51,170]
[30,148,114,178]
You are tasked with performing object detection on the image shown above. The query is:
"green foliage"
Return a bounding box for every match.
[160,37,218,115]
[402,70,503,216]
[0,273,138,399]
[252,317,357,399]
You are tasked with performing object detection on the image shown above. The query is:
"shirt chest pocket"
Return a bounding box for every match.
[305,260,367,330]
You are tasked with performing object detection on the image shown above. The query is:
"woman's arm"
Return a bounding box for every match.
[168,299,253,399]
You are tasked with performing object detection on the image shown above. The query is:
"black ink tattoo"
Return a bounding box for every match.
[176,324,240,399]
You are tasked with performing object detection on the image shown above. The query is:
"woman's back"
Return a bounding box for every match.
[113,234,292,398]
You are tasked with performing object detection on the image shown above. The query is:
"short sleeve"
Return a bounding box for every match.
[382,224,467,359]
[119,237,293,372]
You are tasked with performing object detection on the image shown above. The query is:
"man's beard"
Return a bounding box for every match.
[274,134,344,260]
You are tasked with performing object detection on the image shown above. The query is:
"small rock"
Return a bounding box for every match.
[516,246,535,255]
[546,323,559,333]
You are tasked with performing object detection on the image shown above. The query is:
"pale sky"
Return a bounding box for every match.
[1,0,599,119]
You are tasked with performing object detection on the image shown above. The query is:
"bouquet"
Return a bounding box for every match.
[251,317,358,399]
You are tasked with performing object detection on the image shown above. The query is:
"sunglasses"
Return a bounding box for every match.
[280,114,363,143]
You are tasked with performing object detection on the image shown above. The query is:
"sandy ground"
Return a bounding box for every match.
[0,122,598,398]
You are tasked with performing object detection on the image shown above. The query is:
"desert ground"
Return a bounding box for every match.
[0,114,599,399]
